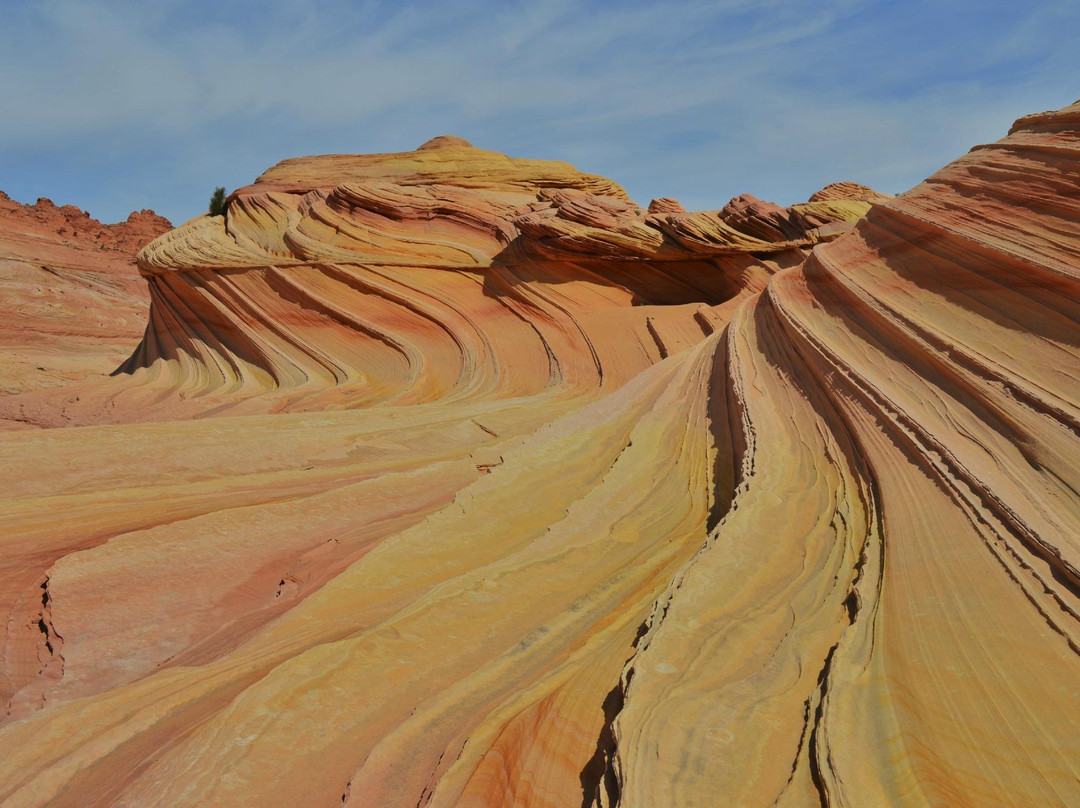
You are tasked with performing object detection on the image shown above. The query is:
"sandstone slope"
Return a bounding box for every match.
[1,103,1078,808]
[0,193,170,404]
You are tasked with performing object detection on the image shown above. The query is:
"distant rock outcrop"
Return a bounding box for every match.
[0,192,170,259]
[0,193,170,401]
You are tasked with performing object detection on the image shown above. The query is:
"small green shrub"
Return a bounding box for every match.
[208,187,227,217]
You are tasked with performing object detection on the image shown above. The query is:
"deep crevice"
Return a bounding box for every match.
[807,644,839,808]
[579,681,626,808]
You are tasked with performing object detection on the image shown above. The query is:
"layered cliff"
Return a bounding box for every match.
[1,102,1079,808]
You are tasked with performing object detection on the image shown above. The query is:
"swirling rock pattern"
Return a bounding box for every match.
[0,136,852,428]
[0,102,1078,807]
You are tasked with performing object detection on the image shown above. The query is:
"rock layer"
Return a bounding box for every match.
[1,103,1079,808]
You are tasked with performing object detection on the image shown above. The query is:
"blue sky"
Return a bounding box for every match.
[2,0,1077,225]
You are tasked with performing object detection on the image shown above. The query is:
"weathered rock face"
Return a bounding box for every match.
[0,193,170,403]
[1,101,1079,808]
[0,138,860,428]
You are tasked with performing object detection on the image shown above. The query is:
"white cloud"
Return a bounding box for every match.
[1,0,1076,223]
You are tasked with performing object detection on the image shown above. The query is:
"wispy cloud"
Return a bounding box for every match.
[1,0,1076,223]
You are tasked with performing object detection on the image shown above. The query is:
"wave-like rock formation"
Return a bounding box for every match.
[0,137,865,429]
[0,193,170,404]
[1,102,1079,807]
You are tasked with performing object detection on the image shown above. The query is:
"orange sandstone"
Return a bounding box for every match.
[0,103,1078,807]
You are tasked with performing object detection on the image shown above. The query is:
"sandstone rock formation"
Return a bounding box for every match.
[0,137,858,429]
[0,193,170,406]
[1,101,1079,807]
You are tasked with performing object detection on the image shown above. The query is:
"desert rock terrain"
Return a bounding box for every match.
[1,103,1079,806]
[0,193,169,407]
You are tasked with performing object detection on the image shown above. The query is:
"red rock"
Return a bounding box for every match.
[0,193,170,402]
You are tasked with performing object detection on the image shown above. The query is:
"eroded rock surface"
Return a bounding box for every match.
[1,103,1079,808]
